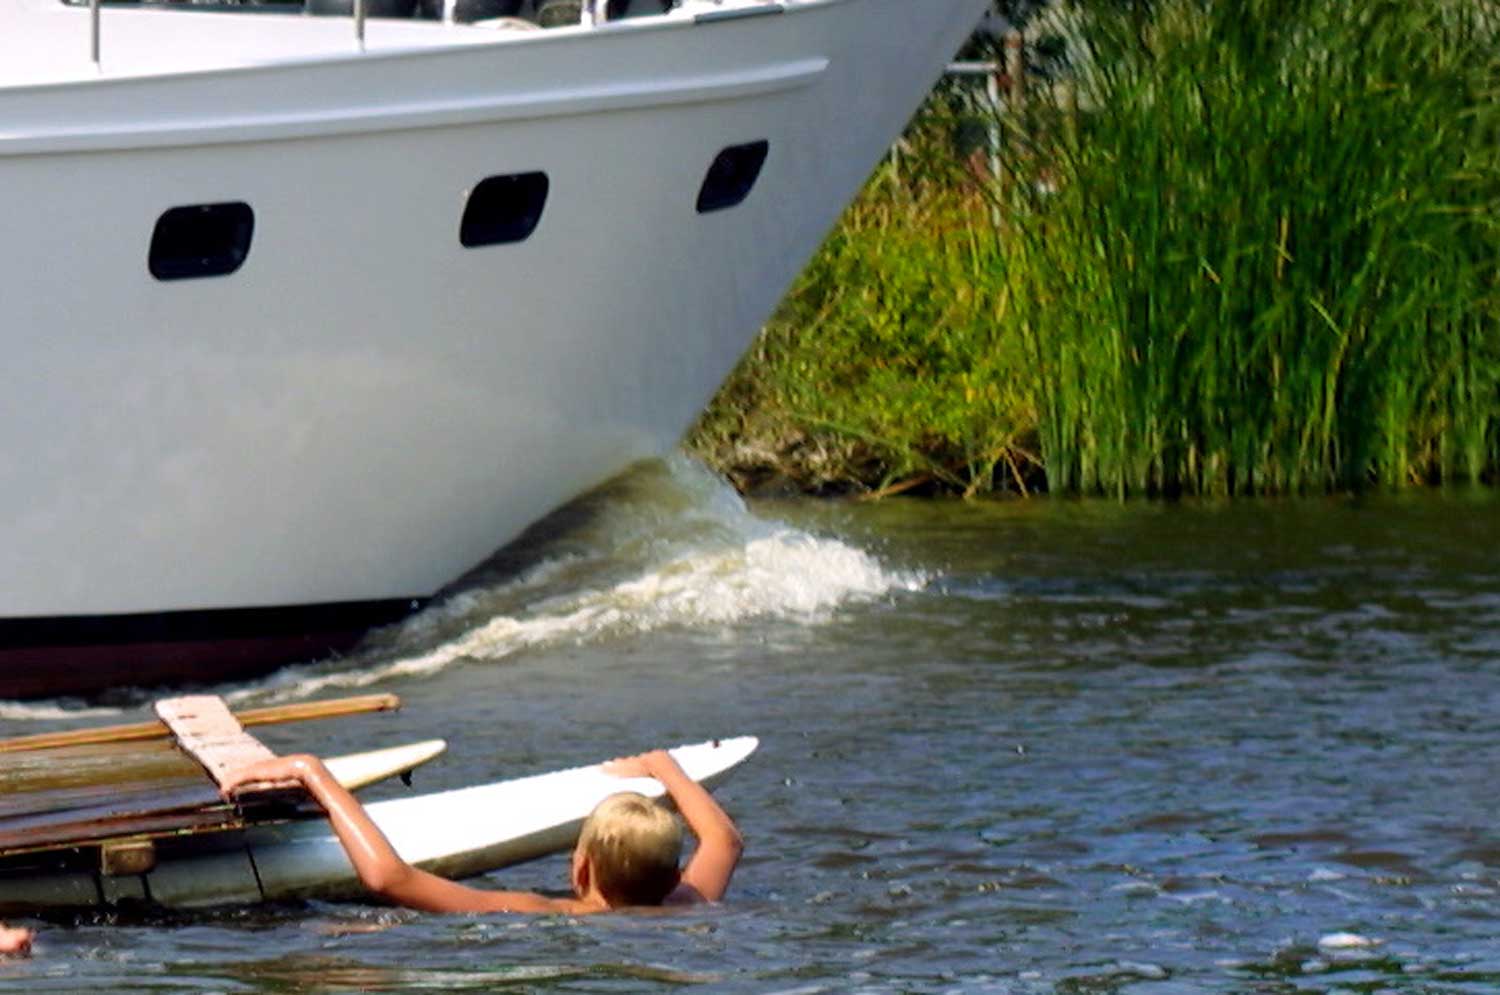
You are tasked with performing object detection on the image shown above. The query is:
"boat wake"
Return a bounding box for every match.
[0,701,127,722]
[224,456,924,703]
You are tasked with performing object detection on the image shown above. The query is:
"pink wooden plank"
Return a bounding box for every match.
[153,696,299,800]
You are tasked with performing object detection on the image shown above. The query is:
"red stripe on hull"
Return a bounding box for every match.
[0,600,420,700]
[0,635,358,700]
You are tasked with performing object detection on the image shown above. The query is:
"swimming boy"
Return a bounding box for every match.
[220,748,743,913]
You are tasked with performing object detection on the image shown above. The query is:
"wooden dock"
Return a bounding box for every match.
[0,694,398,861]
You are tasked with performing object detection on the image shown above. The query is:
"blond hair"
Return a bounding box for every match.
[576,792,683,907]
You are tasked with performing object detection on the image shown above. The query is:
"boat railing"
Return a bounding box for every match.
[85,0,624,66]
[84,0,772,67]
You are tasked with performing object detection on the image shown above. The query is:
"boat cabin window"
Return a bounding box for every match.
[62,0,301,9]
[149,202,255,281]
[696,140,770,214]
[460,172,550,248]
[59,0,679,22]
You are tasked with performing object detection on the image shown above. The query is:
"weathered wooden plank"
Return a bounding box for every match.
[0,694,386,859]
[0,784,313,856]
[0,784,233,851]
[0,693,400,753]
[0,806,249,854]
[0,701,250,856]
[0,776,208,822]
[154,696,281,791]
[0,740,202,798]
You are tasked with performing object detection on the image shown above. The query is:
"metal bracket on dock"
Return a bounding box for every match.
[100,840,157,878]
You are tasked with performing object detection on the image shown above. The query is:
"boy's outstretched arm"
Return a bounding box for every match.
[603,750,744,903]
[222,755,571,915]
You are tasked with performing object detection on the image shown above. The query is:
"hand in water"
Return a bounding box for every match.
[0,924,33,957]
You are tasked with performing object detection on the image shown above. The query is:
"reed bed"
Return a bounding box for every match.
[693,0,1500,497]
[690,110,1039,496]
[1006,0,1500,496]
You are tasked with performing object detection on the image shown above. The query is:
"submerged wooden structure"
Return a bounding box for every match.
[0,694,399,887]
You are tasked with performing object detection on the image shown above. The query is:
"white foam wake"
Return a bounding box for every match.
[0,701,125,722]
[233,456,924,702]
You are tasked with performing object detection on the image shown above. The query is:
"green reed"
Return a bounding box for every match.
[692,0,1500,498]
[1005,0,1500,495]
[690,109,1040,496]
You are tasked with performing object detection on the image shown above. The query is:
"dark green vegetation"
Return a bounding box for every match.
[689,0,1500,498]
[689,123,1041,497]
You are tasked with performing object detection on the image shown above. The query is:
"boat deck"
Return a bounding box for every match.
[0,0,695,88]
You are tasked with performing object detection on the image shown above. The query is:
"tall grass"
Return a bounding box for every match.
[692,0,1500,498]
[1006,0,1500,496]
[690,111,1040,496]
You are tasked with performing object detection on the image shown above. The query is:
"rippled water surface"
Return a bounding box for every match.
[3,461,1500,993]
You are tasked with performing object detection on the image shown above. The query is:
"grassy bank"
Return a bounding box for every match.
[688,110,1040,497]
[689,0,1500,498]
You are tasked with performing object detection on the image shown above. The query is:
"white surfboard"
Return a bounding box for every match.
[326,739,447,791]
[0,736,756,910]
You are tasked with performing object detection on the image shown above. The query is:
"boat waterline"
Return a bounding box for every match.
[0,600,420,700]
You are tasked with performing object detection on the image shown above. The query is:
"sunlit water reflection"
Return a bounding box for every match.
[3,463,1499,992]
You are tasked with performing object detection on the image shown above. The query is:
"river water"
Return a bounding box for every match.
[2,457,1498,993]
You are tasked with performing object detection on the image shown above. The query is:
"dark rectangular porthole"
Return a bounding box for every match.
[696,140,770,214]
[149,202,254,281]
[461,172,550,248]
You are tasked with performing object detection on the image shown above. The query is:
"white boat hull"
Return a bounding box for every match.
[0,0,988,694]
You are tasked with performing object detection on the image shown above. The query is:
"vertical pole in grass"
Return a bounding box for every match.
[987,68,1002,181]
[1063,80,1078,152]
[1003,30,1026,206]
[1005,31,1026,112]
[987,67,1003,228]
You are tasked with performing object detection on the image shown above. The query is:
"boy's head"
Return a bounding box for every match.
[572,792,683,907]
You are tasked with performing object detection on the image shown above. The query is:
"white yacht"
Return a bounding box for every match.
[0,0,987,698]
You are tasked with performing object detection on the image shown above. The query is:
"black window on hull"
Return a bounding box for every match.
[697,140,770,214]
[461,172,551,248]
[149,202,255,281]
